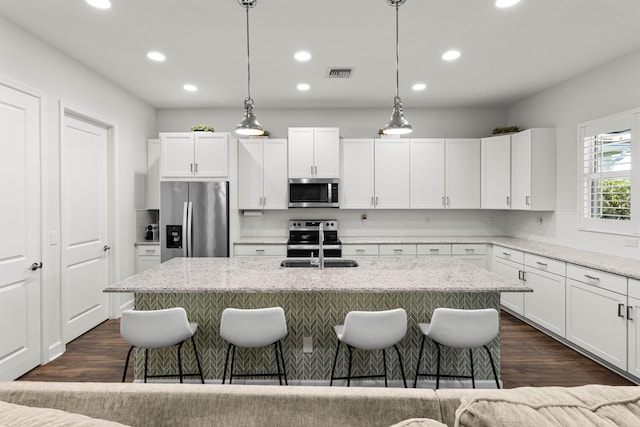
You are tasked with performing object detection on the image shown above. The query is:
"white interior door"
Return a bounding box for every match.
[0,83,41,380]
[61,114,109,343]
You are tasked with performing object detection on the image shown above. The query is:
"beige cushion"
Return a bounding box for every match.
[389,418,448,427]
[454,385,640,427]
[0,400,129,427]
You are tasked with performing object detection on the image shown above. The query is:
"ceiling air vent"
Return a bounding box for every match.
[327,67,354,79]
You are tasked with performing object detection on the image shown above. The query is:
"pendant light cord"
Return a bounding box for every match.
[245,3,252,102]
[395,0,399,99]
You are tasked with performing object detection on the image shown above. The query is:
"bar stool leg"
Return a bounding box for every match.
[484,345,500,389]
[122,346,134,383]
[413,335,426,388]
[177,341,184,383]
[278,341,288,385]
[382,349,388,387]
[222,343,232,384]
[435,343,441,390]
[229,345,236,384]
[394,344,407,388]
[191,336,205,384]
[469,349,475,389]
[144,349,149,383]
[330,340,341,386]
[274,342,283,385]
[347,346,353,387]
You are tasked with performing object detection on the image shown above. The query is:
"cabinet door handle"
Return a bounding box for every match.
[315,165,318,175]
[518,270,523,280]
[628,306,634,321]
[190,163,194,173]
[263,196,267,206]
[506,196,510,206]
[522,271,527,282]
[194,163,198,173]
[618,303,625,318]
[585,274,600,281]
[526,195,531,205]
[371,196,374,206]
[375,196,379,206]
[442,196,446,207]
[446,196,450,206]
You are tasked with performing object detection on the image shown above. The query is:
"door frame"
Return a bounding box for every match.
[60,101,120,322]
[0,75,46,366]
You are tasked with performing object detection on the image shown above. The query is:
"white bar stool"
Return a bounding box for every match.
[220,307,288,385]
[413,307,500,389]
[330,308,408,387]
[120,307,204,383]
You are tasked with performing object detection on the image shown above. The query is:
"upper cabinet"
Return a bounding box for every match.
[159,132,229,179]
[288,127,340,178]
[481,128,556,211]
[511,128,556,211]
[238,138,288,210]
[375,138,411,208]
[341,138,375,209]
[445,138,481,209]
[410,139,445,209]
[481,134,511,209]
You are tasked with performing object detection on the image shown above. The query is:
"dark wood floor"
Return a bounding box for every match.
[18,311,635,387]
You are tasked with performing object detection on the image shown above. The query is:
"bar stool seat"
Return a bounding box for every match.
[330,308,407,387]
[120,307,204,383]
[220,307,288,385]
[413,307,500,389]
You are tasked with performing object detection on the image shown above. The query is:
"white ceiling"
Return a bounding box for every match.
[2,0,640,109]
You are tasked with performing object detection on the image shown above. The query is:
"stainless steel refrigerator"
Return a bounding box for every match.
[160,181,229,262]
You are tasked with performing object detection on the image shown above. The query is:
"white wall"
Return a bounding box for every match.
[0,16,156,362]
[506,48,640,259]
[157,105,508,239]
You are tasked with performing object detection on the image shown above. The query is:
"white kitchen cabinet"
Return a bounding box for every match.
[234,244,287,257]
[146,139,160,209]
[160,132,229,179]
[416,244,452,257]
[340,139,375,209]
[510,128,555,210]
[492,246,525,316]
[342,244,379,257]
[378,244,417,257]
[445,139,481,209]
[136,245,160,273]
[628,279,640,378]
[451,243,486,268]
[410,139,446,209]
[238,138,288,210]
[523,254,566,337]
[566,266,627,370]
[288,127,339,178]
[481,135,511,209]
[374,138,411,208]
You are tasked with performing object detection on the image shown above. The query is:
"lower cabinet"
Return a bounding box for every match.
[452,244,487,268]
[493,247,525,316]
[566,278,627,370]
[137,245,160,273]
[627,279,640,378]
[378,244,417,257]
[234,244,286,257]
[523,254,566,337]
[342,245,379,257]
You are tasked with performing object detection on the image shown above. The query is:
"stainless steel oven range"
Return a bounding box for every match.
[287,220,341,258]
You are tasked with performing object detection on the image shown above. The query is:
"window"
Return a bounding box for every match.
[579,112,637,234]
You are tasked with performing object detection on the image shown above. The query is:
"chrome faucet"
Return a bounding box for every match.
[318,222,325,269]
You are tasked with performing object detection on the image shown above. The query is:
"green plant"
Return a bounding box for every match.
[378,129,385,135]
[598,178,631,220]
[262,129,270,136]
[492,125,521,135]
[190,124,215,132]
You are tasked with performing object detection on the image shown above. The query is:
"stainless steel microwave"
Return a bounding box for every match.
[288,178,339,208]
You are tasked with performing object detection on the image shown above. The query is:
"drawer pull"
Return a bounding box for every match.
[584,274,600,281]
[430,248,439,253]
[255,249,265,254]
[465,248,475,253]
[393,249,403,253]
[145,250,155,254]
[356,249,365,254]
[536,261,548,267]
[618,303,625,318]
[502,252,511,257]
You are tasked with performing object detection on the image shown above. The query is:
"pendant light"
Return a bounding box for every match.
[235,0,264,136]
[382,0,412,135]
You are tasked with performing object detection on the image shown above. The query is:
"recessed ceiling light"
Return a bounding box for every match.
[183,84,198,92]
[85,0,111,9]
[297,83,310,91]
[412,83,427,91]
[495,0,520,8]
[442,50,461,61]
[294,51,311,61]
[147,51,166,62]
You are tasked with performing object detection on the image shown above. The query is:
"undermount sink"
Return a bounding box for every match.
[280,259,359,268]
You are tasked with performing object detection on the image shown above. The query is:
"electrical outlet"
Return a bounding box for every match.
[303,336,313,353]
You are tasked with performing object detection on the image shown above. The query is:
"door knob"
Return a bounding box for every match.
[30,262,43,271]
[103,245,111,252]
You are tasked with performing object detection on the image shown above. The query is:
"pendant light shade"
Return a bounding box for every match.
[382,0,412,136]
[235,0,264,136]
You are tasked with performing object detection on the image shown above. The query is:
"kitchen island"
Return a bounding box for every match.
[105,256,529,386]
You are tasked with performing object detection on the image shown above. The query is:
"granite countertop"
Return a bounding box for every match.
[104,256,530,294]
[233,236,640,279]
